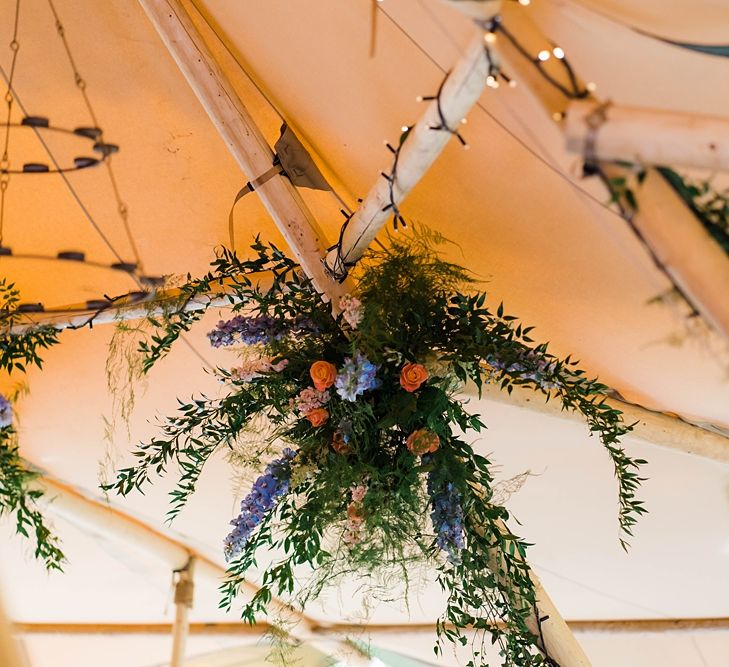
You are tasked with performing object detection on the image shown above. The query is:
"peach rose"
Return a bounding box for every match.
[405,428,440,456]
[347,501,365,524]
[310,360,337,391]
[400,362,429,392]
[332,431,352,454]
[305,407,329,427]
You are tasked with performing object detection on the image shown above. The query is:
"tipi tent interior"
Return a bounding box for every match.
[0,1,728,666]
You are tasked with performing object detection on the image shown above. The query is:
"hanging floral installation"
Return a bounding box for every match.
[0,279,64,570]
[107,228,646,665]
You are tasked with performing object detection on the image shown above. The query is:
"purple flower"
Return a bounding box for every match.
[428,476,465,565]
[487,351,559,392]
[208,314,318,348]
[224,448,296,560]
[0,395,12,428]
[334,352,380,402]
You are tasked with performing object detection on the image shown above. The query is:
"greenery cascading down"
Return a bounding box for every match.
[107,229,646,666]
[0,279,64,570]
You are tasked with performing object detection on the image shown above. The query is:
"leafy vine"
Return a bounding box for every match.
[107,230,645,665]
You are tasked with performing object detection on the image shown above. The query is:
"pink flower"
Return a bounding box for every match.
[339,294,363,329]
[350,485,368,503]
[231,356,288,382]
[292,387,330,414]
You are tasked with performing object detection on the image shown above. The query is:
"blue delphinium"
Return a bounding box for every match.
[428,474,465,565]
[224,448,297,560]
[0,394,12,428]
[334,352,380,402]
[486,351,559,391]
[208,314,317,348]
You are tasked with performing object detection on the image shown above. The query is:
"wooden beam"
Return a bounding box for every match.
[170,558,195,667]
[8,274,260,335]
[32,473,317,634]
[476,381,729,464]
[324,16,501,273]
[136,0,348,303]
[601,164,729,341]
[14,616,729,636]
[0,590,23,667]
[565,100,729,172]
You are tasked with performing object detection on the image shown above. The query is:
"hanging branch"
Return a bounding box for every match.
[0,280,64,570]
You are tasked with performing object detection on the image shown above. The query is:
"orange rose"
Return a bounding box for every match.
[400,362,429,392]
[332,431,352,454]
[405,428,440,456]
[305,407,329,427]
[347,501,365,524]
[310,360,337,391]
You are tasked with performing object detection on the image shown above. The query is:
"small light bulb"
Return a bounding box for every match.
[416,95,424,102]
[537,50,551,62]
[484,32,496,44]
[518,0,530,5]
[552,47,565,59]
[460,118,467,125]
[508,79,517,88]
[486,75,497,88]
[552,111,564,121]
[401,125,409,132]
[586,81,597,92]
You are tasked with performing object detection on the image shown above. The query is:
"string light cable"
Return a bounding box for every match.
[375,2,704,323]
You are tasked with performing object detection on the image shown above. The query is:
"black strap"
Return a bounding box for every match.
[228,163,285,250]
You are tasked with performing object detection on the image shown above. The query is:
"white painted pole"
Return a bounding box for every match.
[8,273,274,335]
[324,15,501,272]
[136,0,348,302]
[565,101,729,172]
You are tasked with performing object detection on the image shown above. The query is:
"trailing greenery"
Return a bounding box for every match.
[108,230,645,666]
[658,167,729,254]
[0,279,64,570]
[0,279,60,374]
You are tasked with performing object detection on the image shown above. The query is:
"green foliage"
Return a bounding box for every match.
[0,279,59,373]
[659,167,729,254]
[0,279,64,569]
[110,229,645,666]
[0,426,65,570]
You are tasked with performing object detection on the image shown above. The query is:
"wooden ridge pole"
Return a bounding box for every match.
[136,0,348,303]
[324,2,501,273]
[565,100,729,172]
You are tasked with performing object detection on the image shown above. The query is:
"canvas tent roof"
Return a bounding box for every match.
[0,1,728,665]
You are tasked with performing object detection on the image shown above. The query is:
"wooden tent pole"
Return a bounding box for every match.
[170,558,195,667]
[33,474,317,635]
[0,588,24,667]
[564,100,729,172]
[136,0,348,303]
[324,6,501,274]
